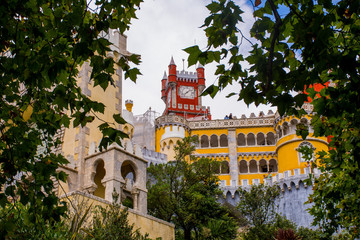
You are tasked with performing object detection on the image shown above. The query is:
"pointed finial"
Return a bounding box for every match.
[197,62,204,69]
[169,56,175,65]
[162,71,167,79]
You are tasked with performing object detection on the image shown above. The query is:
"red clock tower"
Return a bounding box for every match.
[161,57,211,120]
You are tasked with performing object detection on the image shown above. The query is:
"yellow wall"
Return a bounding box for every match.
[62,64,122,163]
[191,128,228,136]
[235,126,274,135]
[155,126,166,152]
[161,137,182,161]
[218,175,231,186]
[276,137,328,174]
[237,145,275,153]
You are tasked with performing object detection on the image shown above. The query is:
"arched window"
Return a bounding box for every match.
[297,141,315,162]
[169,140,174,149]
[290,119,298,134]
[249,160,258,173]
[247,133,255,146]
[220,134,228,147]
[210,134,219,147]
[121,160,137,184]
[277,126,282,138]
[283,122,289,136]
[237,133,246,146]
[257,133,265,145]
[239,160,248,173]
[266,132,275,145]
[221,161,230,174]
[269,159,278,172]
[94,160,106,198]
[259,159,268,173]
[200,135,209,148]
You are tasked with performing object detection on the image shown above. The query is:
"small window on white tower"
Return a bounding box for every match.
[297,141,315,162]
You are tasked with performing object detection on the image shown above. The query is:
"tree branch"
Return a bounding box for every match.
[266,0,282,90]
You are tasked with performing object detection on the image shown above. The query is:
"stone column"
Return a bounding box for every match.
[102,179,123,203]
[132,188,139,211]
[228,128,239,187]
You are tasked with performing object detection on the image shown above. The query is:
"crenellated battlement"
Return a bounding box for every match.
[155,115,189,129]
[176,70,198,82]
[142,148,168,166]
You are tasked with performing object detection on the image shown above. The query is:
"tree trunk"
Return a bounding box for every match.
[184,227,192,240]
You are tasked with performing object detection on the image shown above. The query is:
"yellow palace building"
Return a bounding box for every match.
[154,58,328,190]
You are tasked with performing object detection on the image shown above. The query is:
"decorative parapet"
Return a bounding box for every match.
[272,167,321,191]
[155,115,189,130]
[142,148,168,166]
[192,153,229,160]
[237,151,277,159]
[176,70,198,81]
[219,167,320,197]
[188,116,275,130]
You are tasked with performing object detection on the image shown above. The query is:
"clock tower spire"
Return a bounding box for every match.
[161,57,211,120]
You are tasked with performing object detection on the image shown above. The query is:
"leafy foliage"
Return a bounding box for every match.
[86,204,151,240]
[0,0,142,235]
[0,196,151,240]
[237,183,280,227]
[185,0,360,237]
[274,228,301,240]
[0,202,70,239]
[147,136,237,240]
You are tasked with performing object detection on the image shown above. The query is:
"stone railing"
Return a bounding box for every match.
[189,116,274,130]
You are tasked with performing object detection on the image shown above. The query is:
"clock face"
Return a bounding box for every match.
[179,86,195,99]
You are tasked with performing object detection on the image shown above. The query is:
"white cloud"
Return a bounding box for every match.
[124,0,276,119]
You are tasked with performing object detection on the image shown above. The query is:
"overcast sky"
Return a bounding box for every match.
[123,0,276,119]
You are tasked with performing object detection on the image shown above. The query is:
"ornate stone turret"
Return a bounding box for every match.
[125,99,133,112]
[168,57,177,89]
[196,63,205,93]
[161,71,167,103]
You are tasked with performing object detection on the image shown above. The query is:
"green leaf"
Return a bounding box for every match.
[113,114,127,124]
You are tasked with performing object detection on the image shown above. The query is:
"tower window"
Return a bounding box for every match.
[200,135,209,148]
[220,134,228,147]
[297,141,315,162]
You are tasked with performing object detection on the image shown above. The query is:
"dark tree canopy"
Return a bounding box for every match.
[0,0,142,232]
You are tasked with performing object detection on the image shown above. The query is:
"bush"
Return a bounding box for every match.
[0,202,70,239]
[297,226,323,240]
[0,198,151,240]
[86,204,150,240]
[239,214,325,240]
[274,228,301,240]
